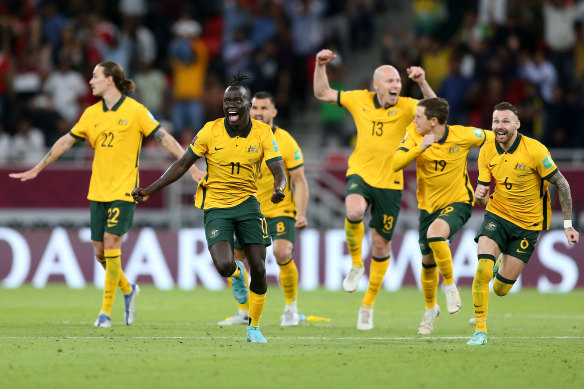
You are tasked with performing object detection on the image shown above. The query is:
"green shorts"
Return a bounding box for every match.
[475,212,540,263]
[345,174,401,240]
[90,200,135,241]
[418,202,472,255]
[203,196,271,249]
[267,216,296,243]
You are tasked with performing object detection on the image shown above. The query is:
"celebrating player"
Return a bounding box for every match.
[467,102,579,345]
[392,97,493,334]
[313,49,436,330]
[132,75,286,343]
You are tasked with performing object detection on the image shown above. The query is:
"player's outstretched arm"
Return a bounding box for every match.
[407,66,436,98]
[290,167,309,229]
[9,133,78,181]
[132,149,197,203]
[548,171,580,245]
[313,49,340,104]
[474,184,490,207]
[153,127,205,183]
[267,159,287,204]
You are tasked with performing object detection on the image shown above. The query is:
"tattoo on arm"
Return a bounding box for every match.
[549,172,573,220]
[155,129,185,159]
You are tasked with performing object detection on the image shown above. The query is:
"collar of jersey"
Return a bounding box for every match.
[436,125,449,144]
[495,132,522,155]
[101,93,126,112]
[373,93,396,109]
[224,117,252,138]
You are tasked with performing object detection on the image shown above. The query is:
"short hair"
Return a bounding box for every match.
[417,97,449,125]
[252,91,275,105]
[98,61,135,93]
[228,72,251,98]
[493,102,519,118]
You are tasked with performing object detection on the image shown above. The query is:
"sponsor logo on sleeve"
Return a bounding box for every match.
[542,156,553,170]
[147,112,157,123]
[272,140,280,152]
[294,149,302,161]
[474,128,483,138]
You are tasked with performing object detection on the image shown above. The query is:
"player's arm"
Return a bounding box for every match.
[289,166,309,229]
[392,133,437,171]
[474,184,490,207]
[132,148,198,203]
[153,127,205,183]
[9,133,78,181]
[313,49,340,104]
[548,171,579,245]
[475,145,491,206]
[406,66,436,98]
[267,159,287,204]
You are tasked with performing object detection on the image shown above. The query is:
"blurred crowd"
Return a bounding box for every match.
[1,0,584,166]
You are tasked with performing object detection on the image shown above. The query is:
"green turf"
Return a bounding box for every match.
[1,285,582,389]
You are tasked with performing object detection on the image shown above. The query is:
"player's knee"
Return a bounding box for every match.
[274,248,293,263]
[493,279,512,296]
[216,261,236,278]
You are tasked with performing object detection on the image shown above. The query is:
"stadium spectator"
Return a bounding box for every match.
[131,74,287,343]
[9,61,202,328]
[0,122,11,164]
[313,48,435,330]
[134,60,166,118]
[11,117,45,165]
[468,101,579,346]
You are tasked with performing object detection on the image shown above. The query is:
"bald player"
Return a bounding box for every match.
[313,49,436,330]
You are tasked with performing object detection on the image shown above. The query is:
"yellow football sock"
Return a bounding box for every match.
[428,238,454,286]
[493,273,515,296]
[227,266,250,310]
[472,255,495,333]
[248,290,267,327]
[362,256,390,306]
[345,218,365,267]
[278,259,299,305]
[99,249,122,317]
[421,263,439,309]
[97,257,132,294]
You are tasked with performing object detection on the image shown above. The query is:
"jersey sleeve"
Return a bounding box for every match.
[188,123,211,158]
[532,142,558,180]
[137,104,161,137]
[70,109,91,140]
[469,127,492,148]
[338,90,362,112]
[281,131,303,171]
[392,123,422,172]
[263,127,283,164]
[477,145,492,186]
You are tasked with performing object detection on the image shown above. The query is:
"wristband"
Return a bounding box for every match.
[564,220,572,228]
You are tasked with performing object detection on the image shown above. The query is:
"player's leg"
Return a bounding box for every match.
[244,243,268,343]
[92,240,132,293]
[218,246,250,325]
[343,175,370,292]
[493,254,524,296]
[418,253,440,334]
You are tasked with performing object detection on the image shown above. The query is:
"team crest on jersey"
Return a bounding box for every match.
[248,146,259,153]
[349,183,358,190]
[118,119,128,125]
[209,229,219,239]
[388,110,398,116]
[514,163,527,171]
[485,222,497,231]
[449,146,460,153]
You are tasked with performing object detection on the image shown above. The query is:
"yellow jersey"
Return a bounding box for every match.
[189,118,282,209]
[477,133,558,230]
[256,126,304,219]
[70,94,160,202]
[394,123,492,213]
[340,90,418,189]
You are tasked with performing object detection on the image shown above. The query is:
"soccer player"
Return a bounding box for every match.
[392,97,493,334]
[9,61,203,328]
[467,102,579,345]
[132,75,287,343]
[313,49,436,330]
[217,91,309,327]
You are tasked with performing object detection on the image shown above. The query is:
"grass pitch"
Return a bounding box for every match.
[1,285,582,389]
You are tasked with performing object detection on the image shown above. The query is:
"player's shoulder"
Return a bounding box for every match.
[274,126,295,140]
[341,89,373,103]
[397,96,418,106]
[251,118,272,133]
[449,124,485,138]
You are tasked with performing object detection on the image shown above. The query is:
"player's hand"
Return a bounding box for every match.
[295,216,308,230]
[474,184,489,206]
[407,66,426,84]
[131,187,150,203]
[316,49,337,66]
[9,169,38,182]
[189,165,205,183]
[420,134,437,151]
[271,187,285,203]
[565,227,579,245]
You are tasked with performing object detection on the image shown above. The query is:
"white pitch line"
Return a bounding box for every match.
[1,335,583,340]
